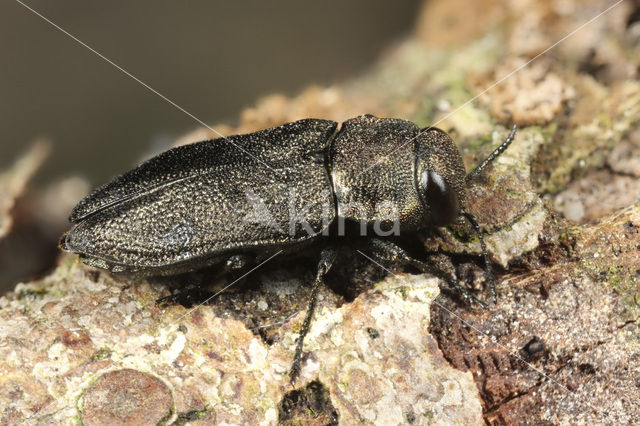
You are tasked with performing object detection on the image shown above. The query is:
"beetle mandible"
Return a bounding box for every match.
[61,114,516,383]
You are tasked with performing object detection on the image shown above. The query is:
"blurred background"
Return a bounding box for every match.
[1,0,421,185]
[0,0,421,290]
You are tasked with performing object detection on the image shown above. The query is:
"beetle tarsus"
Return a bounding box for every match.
[290,246,337,385]
[462,211,497,304]
[367,238,487,308]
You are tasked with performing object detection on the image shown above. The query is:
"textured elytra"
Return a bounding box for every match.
[65,119,338,273]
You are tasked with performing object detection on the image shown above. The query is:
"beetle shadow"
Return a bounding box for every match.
[145,251,336,346]
[146,235,491,347]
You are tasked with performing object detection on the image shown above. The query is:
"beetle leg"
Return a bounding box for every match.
[366,238,487,308]
[461,212,497,304]
[290,246,337,385]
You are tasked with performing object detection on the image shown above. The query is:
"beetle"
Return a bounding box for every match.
[61,114,516,383]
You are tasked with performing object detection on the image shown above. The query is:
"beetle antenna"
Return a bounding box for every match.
[462,211,497,303]
[466,124,517,182]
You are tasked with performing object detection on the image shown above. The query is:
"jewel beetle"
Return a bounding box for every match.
[61,114,516,383]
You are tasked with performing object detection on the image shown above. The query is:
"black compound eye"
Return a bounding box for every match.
[421,170,459,226]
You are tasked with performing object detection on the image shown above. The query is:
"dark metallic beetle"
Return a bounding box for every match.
[61,114,516,383]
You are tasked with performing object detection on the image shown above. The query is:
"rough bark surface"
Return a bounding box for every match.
[2,0,639,424]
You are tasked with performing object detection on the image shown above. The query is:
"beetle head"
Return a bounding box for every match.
[413,124,516,304]
[414,128,467,227]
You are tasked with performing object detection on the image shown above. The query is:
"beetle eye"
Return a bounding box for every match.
[421,170,459,226]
